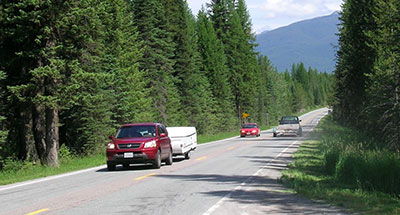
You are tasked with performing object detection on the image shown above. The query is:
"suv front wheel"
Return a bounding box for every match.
[153,150,161,169]
[107,162,116,171]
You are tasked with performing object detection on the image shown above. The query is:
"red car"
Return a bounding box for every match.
[106,123,173,171]
[240,123,261,137]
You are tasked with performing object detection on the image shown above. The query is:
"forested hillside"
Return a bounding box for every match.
[0,0,333,168]
[333,0,400,150]
[256,12,339,73]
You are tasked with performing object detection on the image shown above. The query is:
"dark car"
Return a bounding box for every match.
[106,123,173,170]
[240,123,261,137]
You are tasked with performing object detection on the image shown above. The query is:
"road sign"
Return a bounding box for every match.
[242,112,249,118]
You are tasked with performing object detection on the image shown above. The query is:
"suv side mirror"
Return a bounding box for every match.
[109,135,114,140]
[160,133,167,138]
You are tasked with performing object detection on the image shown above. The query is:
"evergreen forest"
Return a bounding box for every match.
[0,0,333,168]
[333,0,400,151]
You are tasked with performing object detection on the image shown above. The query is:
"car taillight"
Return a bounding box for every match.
[107,143,115,150]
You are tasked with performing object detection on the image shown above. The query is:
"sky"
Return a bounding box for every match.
[187,0,343,34]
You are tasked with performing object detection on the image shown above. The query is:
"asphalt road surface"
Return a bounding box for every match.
[0,108,348,215]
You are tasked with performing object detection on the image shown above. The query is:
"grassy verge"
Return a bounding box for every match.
[281,116,400,215]
[0,154,105,185]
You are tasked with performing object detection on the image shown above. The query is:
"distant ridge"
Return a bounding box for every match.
[255,12,340,73]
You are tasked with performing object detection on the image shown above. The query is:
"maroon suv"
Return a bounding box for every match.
[106,123,173,171]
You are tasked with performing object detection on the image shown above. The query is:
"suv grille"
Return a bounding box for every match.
[118,143,141,149]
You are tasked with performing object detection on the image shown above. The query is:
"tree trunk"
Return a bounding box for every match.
[32,104,46,163]
[17,108,31,160]
[45,107,59,167]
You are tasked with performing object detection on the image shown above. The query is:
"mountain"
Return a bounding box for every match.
[255,12,340,73]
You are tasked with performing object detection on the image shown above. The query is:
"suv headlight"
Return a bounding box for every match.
[107,143,115,150]
[252,130,257,133]
[144,140,156,148]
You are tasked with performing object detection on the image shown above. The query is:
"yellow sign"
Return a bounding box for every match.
[242,112,249,118]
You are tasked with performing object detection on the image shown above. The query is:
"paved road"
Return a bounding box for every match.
[0,108,347,215]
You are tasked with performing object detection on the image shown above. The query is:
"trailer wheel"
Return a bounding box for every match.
[185,151,191,159]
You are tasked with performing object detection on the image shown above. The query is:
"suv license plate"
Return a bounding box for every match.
[124,152,134,158]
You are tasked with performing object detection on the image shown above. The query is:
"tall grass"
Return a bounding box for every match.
[282,115,400,214]
[320,116,400,196]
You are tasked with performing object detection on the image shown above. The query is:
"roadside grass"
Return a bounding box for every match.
[0,154,104,185]
[281,117,400,215]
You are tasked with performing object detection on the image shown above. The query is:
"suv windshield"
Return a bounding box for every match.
[243,124,257,128]
[280,116,299,124]
[116,125,156,138]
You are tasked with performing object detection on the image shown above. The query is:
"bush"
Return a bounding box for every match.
[324,147,340,175]
[334,150,365,185]
[59,144,74,162]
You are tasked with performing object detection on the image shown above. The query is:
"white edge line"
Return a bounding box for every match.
[202,141,299,215]
[0,165,106,192]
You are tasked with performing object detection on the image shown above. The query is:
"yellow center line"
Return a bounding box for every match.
[134,173,157,180]
[196,156,207,161]
[247,142,253,144]
[228,146,235,150]
[25,208,49,215]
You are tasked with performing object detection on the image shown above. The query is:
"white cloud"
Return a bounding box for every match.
[187,0,343,33]
[259,0,318,17]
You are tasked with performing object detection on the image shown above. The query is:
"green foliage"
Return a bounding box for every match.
[323,147,340,175]
[319,116,400,195]
[334,0,400,150]
[131,0,184,126]
[196,9,236,131]
[283,118,400,215]
[58,144,73,162]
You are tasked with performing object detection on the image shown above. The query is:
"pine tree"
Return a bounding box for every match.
[208,0,257,126]
[131,0,184,126]
[253,55,272,125]
[207,0,231,40]
[366,0,400,149]
[334,0,377,127]
[1,0,62,165]
[196,8,237,131]
[101,0,152,125]
[160,0,219,133]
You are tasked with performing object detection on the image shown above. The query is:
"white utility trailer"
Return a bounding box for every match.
[166,127,197,159]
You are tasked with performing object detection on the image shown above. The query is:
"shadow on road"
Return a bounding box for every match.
[155,173,348,214]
